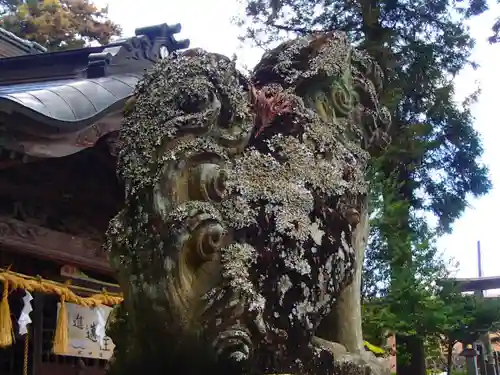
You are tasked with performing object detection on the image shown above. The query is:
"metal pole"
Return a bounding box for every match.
[476,241,484,298]
[478,240,483,278]
[476,242,496,375]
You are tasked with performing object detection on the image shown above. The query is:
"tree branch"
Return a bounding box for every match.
[268,23,314,35]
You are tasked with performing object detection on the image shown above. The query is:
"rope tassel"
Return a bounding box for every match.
[0,281,13,347]
[53,295,68,354]
[23,331,29,375]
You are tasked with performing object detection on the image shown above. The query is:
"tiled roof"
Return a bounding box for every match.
[0,23,190,158]
[0,74,139,125]
[0,27,46,57]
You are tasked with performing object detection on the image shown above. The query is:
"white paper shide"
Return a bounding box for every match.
[18,291,33,336]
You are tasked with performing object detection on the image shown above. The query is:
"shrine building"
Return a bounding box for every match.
[0,23,189,375]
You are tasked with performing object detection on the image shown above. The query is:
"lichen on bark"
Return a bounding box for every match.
[104,32,390,375]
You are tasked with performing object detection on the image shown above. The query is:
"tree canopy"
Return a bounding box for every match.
[0,0,122,51]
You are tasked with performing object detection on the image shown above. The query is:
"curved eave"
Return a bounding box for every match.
[0,74,140,158]
[0,73,139,131]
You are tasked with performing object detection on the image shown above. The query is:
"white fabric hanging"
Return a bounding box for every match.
[95,306,106,347]
[18,291,33,336]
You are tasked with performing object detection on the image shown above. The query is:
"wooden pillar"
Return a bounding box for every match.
[486,355,498,375]
[494,352,500,374]
[32,293,44,375]
[76,358,86,375]
[477,342,488,375]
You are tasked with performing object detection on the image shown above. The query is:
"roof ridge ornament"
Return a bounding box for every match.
[87,23,190,79]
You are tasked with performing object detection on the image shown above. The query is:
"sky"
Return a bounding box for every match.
[100,0,500,284]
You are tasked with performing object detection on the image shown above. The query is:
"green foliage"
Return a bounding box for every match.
[362,160,450,342]
[437,285,500,343]
[0,0,122,51]
[489,1,500,44]
[363,163,499,364]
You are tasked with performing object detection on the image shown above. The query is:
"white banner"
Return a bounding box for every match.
[57,302,115,360]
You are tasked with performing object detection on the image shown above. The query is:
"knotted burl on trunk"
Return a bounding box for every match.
[104,32,391,375]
